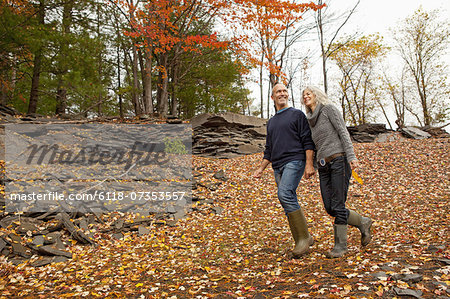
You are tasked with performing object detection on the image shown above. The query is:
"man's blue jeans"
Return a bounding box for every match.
[318,156,351,224]
[273,160,305,215]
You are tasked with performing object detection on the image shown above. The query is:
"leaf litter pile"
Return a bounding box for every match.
[0,138,449,298]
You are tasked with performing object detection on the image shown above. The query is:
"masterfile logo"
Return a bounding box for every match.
[25,141,170,170]
[4,123,192,213]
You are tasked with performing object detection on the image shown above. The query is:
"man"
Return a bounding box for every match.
[253,83,316,258]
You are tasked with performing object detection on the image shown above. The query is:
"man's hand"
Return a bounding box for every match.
[304,163,315,179]
[253,159,270,178]
[253,168,263,178]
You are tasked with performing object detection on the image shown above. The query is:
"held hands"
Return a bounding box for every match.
[304,163,315,179]
[304,150,315,179]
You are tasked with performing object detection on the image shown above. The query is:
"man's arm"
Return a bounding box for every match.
[255,118,272,178]
[253,159,271,178]
[304,149,315,179]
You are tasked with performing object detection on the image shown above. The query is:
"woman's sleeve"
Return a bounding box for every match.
[327,105,356,162]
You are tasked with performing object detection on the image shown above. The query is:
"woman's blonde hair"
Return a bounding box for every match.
[302,86,331,114]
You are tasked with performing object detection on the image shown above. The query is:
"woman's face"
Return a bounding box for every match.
[303,90,316,108]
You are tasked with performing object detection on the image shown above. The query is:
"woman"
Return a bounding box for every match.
[302,86,372,258]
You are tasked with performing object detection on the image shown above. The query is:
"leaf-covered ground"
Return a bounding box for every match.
[1,138,449,298]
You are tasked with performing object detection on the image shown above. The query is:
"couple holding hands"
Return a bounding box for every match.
[253,83,372,259]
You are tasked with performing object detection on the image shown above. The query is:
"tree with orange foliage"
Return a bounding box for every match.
[121,0,229,117]
[119,0,322,117]
[223,0,322,117]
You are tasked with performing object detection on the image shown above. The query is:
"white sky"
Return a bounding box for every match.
[348,0,449,35]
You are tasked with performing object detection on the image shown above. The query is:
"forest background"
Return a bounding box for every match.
[1,0,449,129]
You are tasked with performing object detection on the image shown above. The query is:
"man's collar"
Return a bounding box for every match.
[277,107,290,114]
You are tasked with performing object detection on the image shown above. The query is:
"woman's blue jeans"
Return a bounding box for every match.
[273,160,305,215]
[318,156,351,224]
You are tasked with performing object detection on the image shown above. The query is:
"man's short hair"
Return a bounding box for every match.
[271,82,285,96]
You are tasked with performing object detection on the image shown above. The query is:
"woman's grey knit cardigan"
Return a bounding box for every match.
[306,103,356,164]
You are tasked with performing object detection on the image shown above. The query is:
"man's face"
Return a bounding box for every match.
[271,84,289,109]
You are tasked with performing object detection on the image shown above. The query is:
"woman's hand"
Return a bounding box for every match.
[350,159,359,170]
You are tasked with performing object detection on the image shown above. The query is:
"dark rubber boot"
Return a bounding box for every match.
[326,224,348,258]
[348,210,373,246]
[287,208,314,258]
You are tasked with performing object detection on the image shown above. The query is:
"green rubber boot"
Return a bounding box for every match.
[348,210,373,246]
[287,208,314,258]
[326,224,348,258]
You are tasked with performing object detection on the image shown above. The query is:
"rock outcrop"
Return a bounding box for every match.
[347,123,391,143]
[191,112,267,158]
[191,113,449,158]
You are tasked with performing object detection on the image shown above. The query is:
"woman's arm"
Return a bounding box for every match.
[326,105,357,163]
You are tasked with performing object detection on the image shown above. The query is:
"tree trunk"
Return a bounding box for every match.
[55,80,67,115]
[55,0,73,115]
[340,93,346,122]
[419,71,430,126]
[0,81,7,106]
[127,0,141,116]
[259,44,264,118]
[142,45,153,114]
[159,75,169,117]
[377,99,393,130]
[132,43,142,115]
[96,2,102,117]
[28,53,42,114]
[28,0,45,115]
[138,47,146,108]
[156,53,169,117]
[267,81,273,117]
[170,62,180,116]
[123,48,133,115]
[117,40,123,118]
[317,0,328,93]
[170,80,178,117]
[290,84,295,108]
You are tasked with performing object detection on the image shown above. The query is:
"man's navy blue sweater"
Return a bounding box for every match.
[263,107,315,169]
